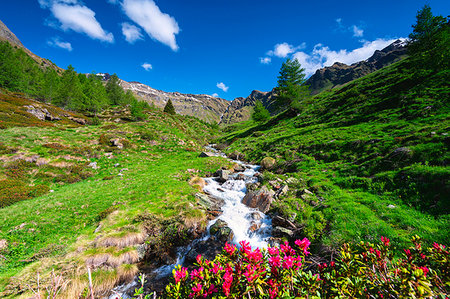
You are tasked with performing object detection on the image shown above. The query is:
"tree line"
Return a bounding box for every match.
[0,42,149,119]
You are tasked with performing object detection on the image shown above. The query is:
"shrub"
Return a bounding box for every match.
[165,236,449,298]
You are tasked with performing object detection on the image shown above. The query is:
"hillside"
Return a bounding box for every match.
[0,90,231,298]
[219,54,449,249]
[220,40,408,124]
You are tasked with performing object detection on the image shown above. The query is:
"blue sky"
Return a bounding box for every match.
[1,1,448,100]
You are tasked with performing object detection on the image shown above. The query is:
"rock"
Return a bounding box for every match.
[242,186,273,213]
[199,152,214,158]
[275,185,289,198]
[189,176,206,190]
[285,177,299,186]
[387,204,396,209]
[195,193,224,211]
[272,226,294,238]
[236,173,245,180]
[25,105,60,121]
[216,169,230,183]
[233,164,245,172]
[249,212,263,221]
[260,157,276,170]
[24,155,40,163]
[246,182,261,192]
[36,158,48,166]
[217,227,234,242]
[210,219,227,235]
[0,239,7,251]
[185,237,226,264]
[303,189,314,195]
[228,151,244,160]
[249,222,261,233]
[88,162,99,169]
[68,116,86,125]
[272,216,297,230]
[136,243,148,261]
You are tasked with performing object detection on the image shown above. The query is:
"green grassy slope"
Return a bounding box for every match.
[0,94,230,297]
[219,55,449,250]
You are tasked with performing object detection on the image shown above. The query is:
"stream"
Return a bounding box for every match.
[109,146,273,298]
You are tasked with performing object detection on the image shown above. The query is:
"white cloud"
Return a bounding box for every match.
[40,1,114,42]
[122,22,143,43]
[293,38,400,76]
[212,93,219,97]
[267,42,305,58]
[260,57,271,64]
[336,18,342,25]
[47,36,73,51]
[216,82,229,92]
[351,25,364,37]
[141,62,152,70]
[122,0,180,51]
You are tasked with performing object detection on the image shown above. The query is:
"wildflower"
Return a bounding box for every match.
[207,284,218,295]
[196,254,203,265]
[381,236,390,247]
[174,267,188,283]
[269,255,281,268]
[243,264,257,283]
[404,249,411,258]
[419,266,429,277]
[330,261,335,267]
[376,249,382,259]
[318,263,327,271]
[239,240,251,254]
[433,242,445,252]
[224,242,237,256]
[267,246,279,256]
[189,283,203,298]
[282,255,294,269]
[295,238,311,255]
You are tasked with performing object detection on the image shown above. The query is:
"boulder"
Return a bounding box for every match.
[68,116,86,125]
[275,185,289,198]
[0,239,7,251]
[246,182,261,192]
[233,164,245,172]
[242,186,273,213]
[236,173,245,180]
[228,151,244,160]
[260,157,276,170]
[285,177,299,186]
[216,169,230,183]
[195,193,224,211]
[209,219,228,235]
[249,222,261,233]
[25,105,60,121]
[199,152,214,158]
[88,162,99,169]
[272,216,297,230]
[272,226,294,238]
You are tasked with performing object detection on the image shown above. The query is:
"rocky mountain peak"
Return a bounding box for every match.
[0,20,24,48]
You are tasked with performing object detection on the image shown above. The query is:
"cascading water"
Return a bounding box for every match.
[109,147,272,298]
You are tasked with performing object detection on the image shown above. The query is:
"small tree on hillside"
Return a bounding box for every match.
[276,58,310,109]
[251,100,270,122]
[408,5,447,55]
[163,99,176,115]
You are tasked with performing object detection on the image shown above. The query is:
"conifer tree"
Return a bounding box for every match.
[275,58,310,109]
[252,100,270,122]
[163,99,176,115]
[54,65,84,109]
[105,74,125,105]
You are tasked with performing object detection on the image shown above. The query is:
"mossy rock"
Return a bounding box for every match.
[261,157,276,170]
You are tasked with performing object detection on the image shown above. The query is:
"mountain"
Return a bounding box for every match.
[119,79,230,124]
[220,40,408,125]
[305,39,408,94]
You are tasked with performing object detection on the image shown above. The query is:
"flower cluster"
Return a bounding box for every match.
[165,236,449,298]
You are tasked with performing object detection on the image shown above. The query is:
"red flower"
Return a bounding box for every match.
[239,240,251,254]
[267,246,279,256]
[174,267,188,283]
[269,255,281,268]
[295,238,311,256]
[282,255,294,269]
[381,236,390,247]
[419,266,429,277]
[224,242,237,256]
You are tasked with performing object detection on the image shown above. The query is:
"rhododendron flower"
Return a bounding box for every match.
[267,246,279,256]
[376,249,381,259]
[224,242,237,256]
[330,261,335,267]
[207,284,218,295]
[282,255,294,269]
[196,254,203,265]
[239,240,251,254]
[243,264,258,283]
[246,248,263,263]
[404,249,411,258]
[190,268,204,280]
[174,267,188,283]
[419,266,429,276]
[295,238,311,255]
[280,241,295,255]
[433,242,445,252]
[381,236,390,247]
[189,283,203,298]
[269,255,281,268]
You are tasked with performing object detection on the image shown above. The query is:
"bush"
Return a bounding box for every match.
[165,236,449,298]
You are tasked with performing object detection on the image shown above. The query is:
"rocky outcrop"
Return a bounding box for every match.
[242,186,273,213]
[119,80,230,124]
[306,39,408,94]
[25,105,61,121]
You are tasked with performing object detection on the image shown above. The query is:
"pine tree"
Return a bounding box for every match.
[105,74,125,105]
[163,99,176,115]
[54,65,84,109]
[252,100,270,122]
[275,58,310,109]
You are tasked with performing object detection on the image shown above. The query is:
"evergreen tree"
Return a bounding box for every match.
[41,68,60,102]
[251,100,270,122]
[275,58,310,108]
[54,65,84,109]
[81,74,109,112]
[408,5,447,55]
[163,99,176,115]
[105,73,125,105]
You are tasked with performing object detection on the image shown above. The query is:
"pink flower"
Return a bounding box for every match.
[239,240,251,254]
[243,264,257,283]
[189,283,203,298]
[224,242,237,256]
[433,242,445,252]
[190,268,204,280]
[267,246,279,256]
[404,249,411,258]
[280,241,295,255]
[174,267,188,283]
[381,236,390,247]
[196,254,203,265]
[295,238,311,255]
[269,255,281,268]
[376,250,381,259]
[207,284,218,295]
[330,261,335,267]
[419,266,429,277]
[282,255,294,269]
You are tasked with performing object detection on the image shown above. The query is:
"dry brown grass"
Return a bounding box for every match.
[85,250,139,269]
[96,232,146,248]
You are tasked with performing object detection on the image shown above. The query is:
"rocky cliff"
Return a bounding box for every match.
[306,39,408,94]
[119,80,230,124]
